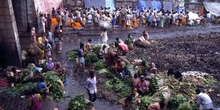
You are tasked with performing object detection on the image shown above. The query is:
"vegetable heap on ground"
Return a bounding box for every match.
[68,94,93,110]
[43,71,65,101]
[6,70,66,101]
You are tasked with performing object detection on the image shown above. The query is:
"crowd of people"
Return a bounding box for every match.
[41,5,216,32]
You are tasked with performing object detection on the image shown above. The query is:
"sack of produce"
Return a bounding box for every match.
[128,44,134,50]
[99,20,112,30]
[134,40,150,48]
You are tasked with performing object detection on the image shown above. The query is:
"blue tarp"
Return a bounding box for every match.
[163,2,174,11]
[152,1,162,11]
[136,0,161,12]
[85,0,115,10]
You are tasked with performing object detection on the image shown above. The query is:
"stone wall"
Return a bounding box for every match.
[0,0,22,67]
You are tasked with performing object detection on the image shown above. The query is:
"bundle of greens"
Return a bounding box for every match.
[43,71,65,101]
[105,77,130,97]
[20,68,32,80]
[149,77,159,94]
[67,50,77,60]
[139,96,153,110]
[85,52,99,66]
[6,82,36,96]
[167,94,186,110]
[68,94,93,110]
[94,60,106,70]
[92,45,102,55]
[177,102,195,110]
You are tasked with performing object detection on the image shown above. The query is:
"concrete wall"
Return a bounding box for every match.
[0,0,22,67]
[12,0,28,32]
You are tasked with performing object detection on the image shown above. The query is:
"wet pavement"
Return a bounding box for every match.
[1,24,220,110]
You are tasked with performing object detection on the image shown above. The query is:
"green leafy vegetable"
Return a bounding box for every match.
[168,94,186,110]
[67,50,77,60]
[105,77,130,97]
[92,45,102,55]
[94,60,106,70]
[177,102,193,110]
[6,82,36,96]
[139,96,153,110]
[149,77,159,94]
[43,71,65,101]
[68,94,93,110]
[85,52,99,66]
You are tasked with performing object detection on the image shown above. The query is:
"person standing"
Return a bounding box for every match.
[85,71,97,102]
[31,27,36,44]
[196,88,214,110]
[46,14,51,31]
[85,39,92,53]
[39,14,46,33]
[43,39,52,58]
[74,43,86,76]
[87,13,93,28]
[47,29,53,48]
[100,29,108,45]
[54,26,61,53]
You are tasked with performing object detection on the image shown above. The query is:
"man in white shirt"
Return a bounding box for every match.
[196,88,213,110]
[87,13,93,28]
[207,11,212,22]
[39,14,46,33]
[86,71,97,102]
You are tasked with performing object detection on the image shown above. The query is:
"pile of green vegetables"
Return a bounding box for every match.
[7,71,66,101]
[67,50,77,60]
[94,60,106,70]
[106,77,130,97]
[68,94,93,110]
[92,45,102,55]
[6,82,36,96]
[20,68,32,80]
[85,52,99,66]
[139,96,153,110]
[167,94,190,110]
[43,71,65,101]
[149,77,159,94]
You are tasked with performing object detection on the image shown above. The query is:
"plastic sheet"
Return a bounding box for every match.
[203,2,220,17]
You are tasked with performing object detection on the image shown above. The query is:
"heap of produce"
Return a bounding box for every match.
[6,82,36,96]
[43,71,65,101]
[139,96,153,110]
[85,52,99,66]
[6,71,65,101]
[105,77,130,98]
[68,94,93,110]
[67,50,77,60]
